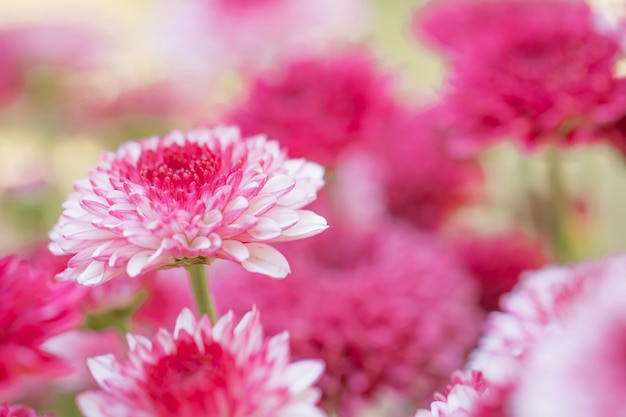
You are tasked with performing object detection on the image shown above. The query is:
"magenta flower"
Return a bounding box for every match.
[415,0,626,151]
[0,256,83,395]
[0,404,54,417]
[450,229,550,312]
[49,126,327,284]
[213,218,482,415]
[78,308,326,417]
[227,51,400,167]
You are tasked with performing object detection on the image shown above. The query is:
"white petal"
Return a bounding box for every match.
[274,211,328,241]
[282,360,325,394]
[126,250,156,277]
[241,243,291,278]
[220,240,250,262]
[174,308,197,338]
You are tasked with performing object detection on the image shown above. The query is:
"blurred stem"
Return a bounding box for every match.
[187,264,217,323]
[546,146,572,261]
[518,156,540,237]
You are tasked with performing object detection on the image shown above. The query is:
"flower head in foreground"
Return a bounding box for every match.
[415,0,626,151]
[50,126,327,284]
[228,51,400,167]
[0,256,83,396]
[0,404,54,417]
[513,271,626,417]
[213,218,482,415]
[78,308,326,417]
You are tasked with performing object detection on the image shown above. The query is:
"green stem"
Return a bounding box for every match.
[186,264,218,323]
[546,147,572,261]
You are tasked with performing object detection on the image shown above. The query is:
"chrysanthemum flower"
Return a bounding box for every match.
[0,404,54,417]
[0,255,83,396]
[449,229,550,311]
[77,308,326,417]
[513,271,626,417]
[415,0,626,151]
[49,126,327,284]
[227,51,400,167]
[470,255,626,385]
[213,219,482,415]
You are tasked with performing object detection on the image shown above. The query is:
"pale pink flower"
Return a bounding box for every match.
[152,0,370,78]
[213,218,482,415]
[49,126,327,284]
[415,370,488,417]
[513,271,626,417]
[0,404,54,417]
[0,255,83,396]
[470,255,626,385]
[77,308,326,417]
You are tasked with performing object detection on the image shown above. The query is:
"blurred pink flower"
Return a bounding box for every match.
[213,219,482,415]
[0,404,53,417]
[449,229,550,312]
[0,22,107,107]
[49,126,327,284]
[0,255,83,396]
[513,271,626,417]
[78,308,326,417]
[415,0,626,152]
[370,108,483,229]
[470,256,626,385]
[228,51,399,167]
[152,0,370,77]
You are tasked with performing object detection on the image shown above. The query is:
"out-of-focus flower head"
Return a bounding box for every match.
[449,229,551,311]
[513,270,626,417]
[213,217,482,415]
[469,257,626,386]
[0,404,54,417]
[369,107,483,230]
[78,308,326,417]
[0,22,107,107]
[152,0,370,78]
[0,255,84,397]
[228,50,400,168]
[414,0,626,153]
[49,126,327,285]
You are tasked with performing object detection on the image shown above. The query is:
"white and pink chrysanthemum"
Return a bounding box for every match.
[77,308,326,417]
[49,126,327,284]
[513,270,626,417]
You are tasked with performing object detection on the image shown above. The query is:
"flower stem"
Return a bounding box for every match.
[186,264,218,323]
[546,146,572,261]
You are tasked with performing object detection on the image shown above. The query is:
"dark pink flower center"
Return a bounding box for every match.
[145,337,237,416]
[136,142,222,199]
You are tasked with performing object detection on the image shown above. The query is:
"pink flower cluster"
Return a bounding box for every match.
[213,218,483,414]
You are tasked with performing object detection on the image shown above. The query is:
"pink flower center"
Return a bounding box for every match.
[137,143,221,199]
[145,337,237,417]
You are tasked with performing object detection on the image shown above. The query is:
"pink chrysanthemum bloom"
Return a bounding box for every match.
[0,404,54,417]
[415,0,626,151]
[513,271,626,417]
[49,126,327,284]
[449,229,550,312]
[227,51,400,167]
[77,308,326,417]
[213,219,482,415]
[0,255,83,396]
[469,255,626,386]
